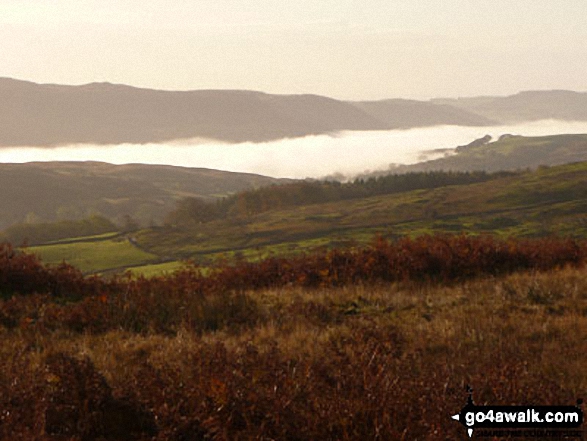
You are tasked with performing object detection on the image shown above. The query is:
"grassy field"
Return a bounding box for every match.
[125,260,192,278]
[26,236,158,274]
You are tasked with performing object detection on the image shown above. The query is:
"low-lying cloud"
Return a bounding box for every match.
[1,120,587,179]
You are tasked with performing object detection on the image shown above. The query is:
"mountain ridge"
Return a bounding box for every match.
[0,77,549,147]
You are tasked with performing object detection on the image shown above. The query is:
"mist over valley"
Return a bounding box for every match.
[2,119,587,178]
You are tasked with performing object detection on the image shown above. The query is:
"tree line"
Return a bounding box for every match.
[166,170,516,226]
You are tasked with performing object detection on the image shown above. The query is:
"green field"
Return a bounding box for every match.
[125,260,192,277]
[26,236,158,274]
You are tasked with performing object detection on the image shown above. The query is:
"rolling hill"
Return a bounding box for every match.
[0,161,289,229]
[133,160,587,263]
[433,90,587,123]
[353,99,494,128]
[3,79,587,147]
[25,160,587,275]
[1,78,494,146]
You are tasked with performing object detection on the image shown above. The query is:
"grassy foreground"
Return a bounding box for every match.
[0,235,586,439]
[2,269,586,440]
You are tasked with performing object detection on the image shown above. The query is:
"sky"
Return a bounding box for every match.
[2,0,587,100]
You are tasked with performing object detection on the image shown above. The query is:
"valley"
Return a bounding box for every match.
[18,157,587,276]
[3,2,587,438]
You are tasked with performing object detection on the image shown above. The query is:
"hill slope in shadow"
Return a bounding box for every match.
[0,161,289,229]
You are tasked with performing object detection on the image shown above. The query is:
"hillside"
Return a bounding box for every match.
[0,78,493,146]
[433,90,587,123]
[132,161,587,265]
[385,134,587,174]
[0,161,288,229]
[25,161,587,275]
[353,99,494,128]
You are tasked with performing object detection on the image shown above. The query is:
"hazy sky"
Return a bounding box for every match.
[2,0,587,100]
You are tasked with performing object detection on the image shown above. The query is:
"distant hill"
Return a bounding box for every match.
[386,134,587,174]
[353,99,495,128]
[0,161,289,229]
[0,78,495,146]
[432,90,587,123]
[3,78,587,147]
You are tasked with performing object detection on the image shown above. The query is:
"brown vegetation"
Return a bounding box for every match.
[0,235,586,439]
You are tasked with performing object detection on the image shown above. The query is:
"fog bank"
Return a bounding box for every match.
[1,120,587,179]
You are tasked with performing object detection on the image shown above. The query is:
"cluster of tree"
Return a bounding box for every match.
[166,170,516,226]
[0,215,117,246]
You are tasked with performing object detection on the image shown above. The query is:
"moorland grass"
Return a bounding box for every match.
[1,267,586,439]
[0,235,586,439]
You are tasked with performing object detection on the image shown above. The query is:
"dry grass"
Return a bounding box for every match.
[1,264,586,439]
